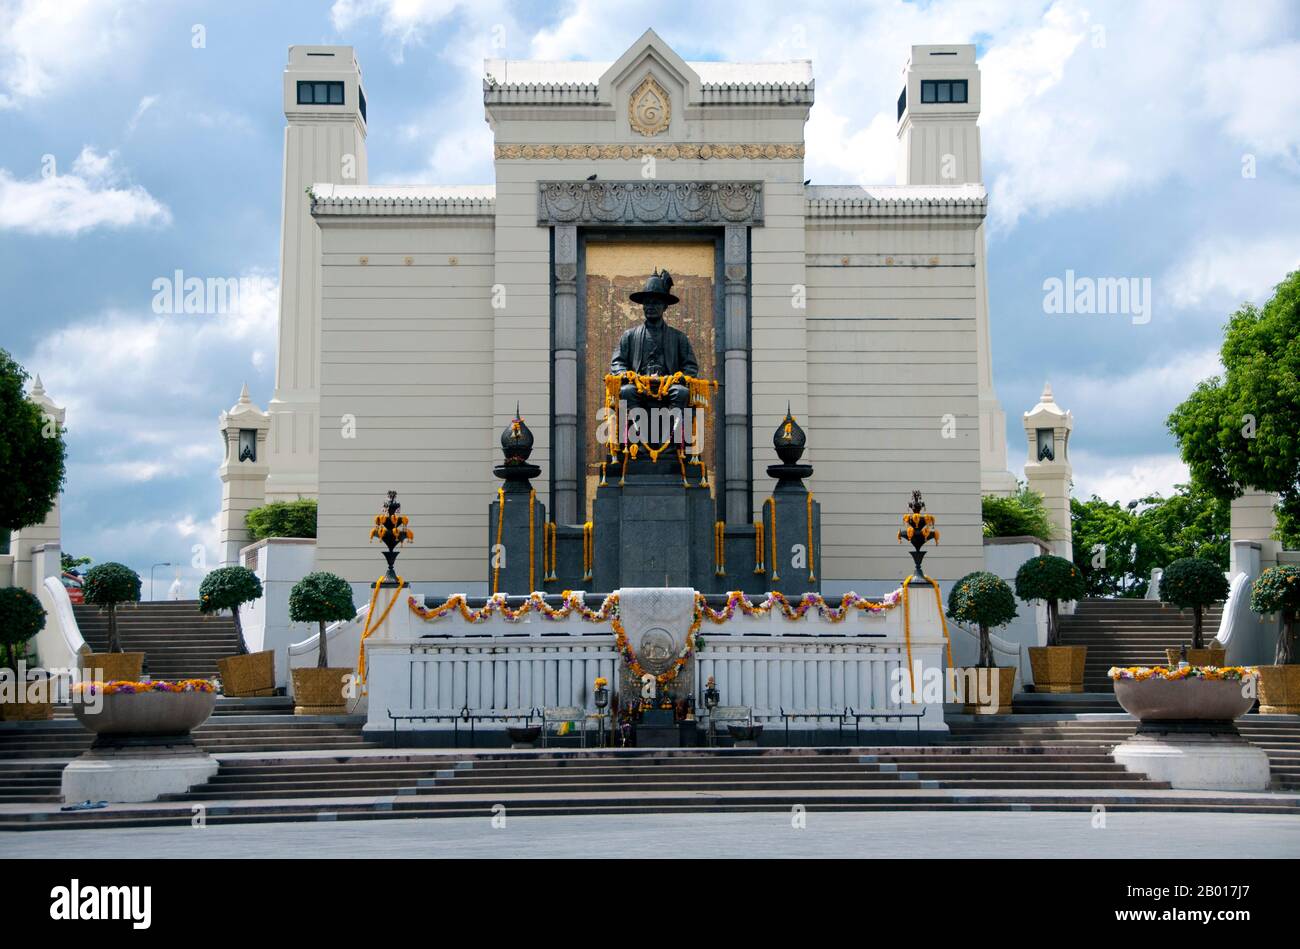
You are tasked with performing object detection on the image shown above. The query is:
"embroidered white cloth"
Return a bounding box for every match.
[618,587,697,657]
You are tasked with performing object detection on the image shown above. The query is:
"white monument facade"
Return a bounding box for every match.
[222,32,1017,595]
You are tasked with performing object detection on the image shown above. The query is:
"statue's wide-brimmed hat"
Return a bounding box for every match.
[629,269,679,305]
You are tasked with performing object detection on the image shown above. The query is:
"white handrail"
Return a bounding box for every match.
[35,575,87,669]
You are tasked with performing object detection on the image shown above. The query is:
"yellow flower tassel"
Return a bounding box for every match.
[527,488,536,593]
[492,487,505,595]
[766,496,779,583]
[357,574,406,687]
[714,521,726,577]
[753,520,765,574]
[806,491,816,582]
[582,521,594,581]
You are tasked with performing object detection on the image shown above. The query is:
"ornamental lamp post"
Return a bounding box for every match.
[150,562,172,602]
[593,676,610,747]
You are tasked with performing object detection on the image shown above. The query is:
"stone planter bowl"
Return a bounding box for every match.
[1113,677,1253,722]
[73,690,216,737]
[727,723,764,745]
[507,725,542,748]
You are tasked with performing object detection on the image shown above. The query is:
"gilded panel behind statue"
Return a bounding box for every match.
[583,241,716,516]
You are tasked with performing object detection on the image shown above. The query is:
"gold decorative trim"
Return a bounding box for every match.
[495,143,804,161]
[629,74,671,137]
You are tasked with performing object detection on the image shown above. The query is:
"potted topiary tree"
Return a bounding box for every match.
[287,571,356,715]
[1249,564,1300,714]
[1015,554,1087,693]
[200,565,272,697]
[1159,557,1229,665]
[947,571,1019,714]
[0,586,52,720]
[80,562,144,682]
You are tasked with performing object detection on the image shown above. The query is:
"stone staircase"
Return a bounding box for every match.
[72,600,243,681]
[1058,598,1224,692]
[947,714,1300,790]
[4,744,1299,830]
[0,704,378,802]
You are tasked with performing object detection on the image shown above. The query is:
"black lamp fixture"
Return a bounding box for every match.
[703,675,720,712]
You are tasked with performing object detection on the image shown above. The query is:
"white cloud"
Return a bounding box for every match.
[0,146,171,236]
[1164,235,1300,311]
[1071,451,1190,505]
[27,272,278,488]
[0,0,137,109]
[126,94,159,133]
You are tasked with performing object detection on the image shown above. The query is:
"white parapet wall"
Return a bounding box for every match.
[237,537,318,688]
[358,584,952,738]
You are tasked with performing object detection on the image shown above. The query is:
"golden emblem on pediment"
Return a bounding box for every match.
[629,74,671,137]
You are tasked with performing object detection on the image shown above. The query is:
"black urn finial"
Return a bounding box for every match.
[898,491,938,579]
[774,403,806,465]
[494,403,542,491]
[370,490,413,586]
[501,406,534,462]
[766,406,813,492]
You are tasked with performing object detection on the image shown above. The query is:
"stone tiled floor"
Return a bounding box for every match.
[4,810,1299,858]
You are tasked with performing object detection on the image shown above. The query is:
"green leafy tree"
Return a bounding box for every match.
[0,350,66,533]
[1014,554,1086,646]
[1070,496,1158,597]
[982,486,1053,540]
[61,552,92,573]
[288,572,355,668]
[1133,482,1230,570]
[1160,557,1230,649]
[1249,564,1300,665]
[0,587,45,671]
[81,562,142,653]
[947,571,1019,668]
[246,499,317,540]
[1168,270,1300,536]
[198,566,264,655]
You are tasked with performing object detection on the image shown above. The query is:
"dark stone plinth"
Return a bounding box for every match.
[634,707,696,748]
[486,490,547,595]
[760,481,821,593]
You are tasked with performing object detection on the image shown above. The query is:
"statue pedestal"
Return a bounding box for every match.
[636,708,684,747]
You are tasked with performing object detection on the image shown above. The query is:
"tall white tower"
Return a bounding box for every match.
[218,385,271,566]
[265,46,369,502]
[1023,383,1074,561]
[897,45,1016,497]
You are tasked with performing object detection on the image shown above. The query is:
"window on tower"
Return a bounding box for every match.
[296,80,345,106]
[920,79,968,104]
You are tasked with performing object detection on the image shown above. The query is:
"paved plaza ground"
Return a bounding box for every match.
[5,810,1299,859]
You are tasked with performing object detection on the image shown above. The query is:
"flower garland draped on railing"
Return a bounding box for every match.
[696,589,901,624]
[410,590,620,624]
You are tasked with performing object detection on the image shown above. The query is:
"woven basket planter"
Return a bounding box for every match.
[1165,648,1226,667]
[79,653,144,683]
[290,667,352,715]
[0,698,53,721]
[1028,646,1087,693]
[957,666,1017,715]
[1258,665,1300,715]
[217,651,276,697]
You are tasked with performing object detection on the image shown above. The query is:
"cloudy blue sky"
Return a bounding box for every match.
[1,0,1297,595]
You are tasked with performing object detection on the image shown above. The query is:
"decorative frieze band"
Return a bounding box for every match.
[500,143,803,161]
[537,180,764,226]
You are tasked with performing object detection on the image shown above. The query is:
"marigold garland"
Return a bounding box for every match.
[492,487,506,594]
[1109,665,1257,681]
[765,497,779,582]
[357,574,406,685]
[73,679,215,695]
[613,607,701,687]
[806,492,816,582]
[713,521,726,577]
[753,520,765,574]
[582,521,594,581]
[602,371,717,457]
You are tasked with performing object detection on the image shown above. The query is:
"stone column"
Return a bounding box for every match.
[552,225,579,525]
[723,225,750,525]
[1230,491,1279,571]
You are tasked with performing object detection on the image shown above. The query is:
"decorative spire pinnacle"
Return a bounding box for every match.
[31,374,45,397]
[1040,381,1054,403]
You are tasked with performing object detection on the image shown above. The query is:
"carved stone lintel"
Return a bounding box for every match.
[538,181,764,226]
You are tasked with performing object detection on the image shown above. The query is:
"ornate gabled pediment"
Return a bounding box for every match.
[629,74,671,136]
